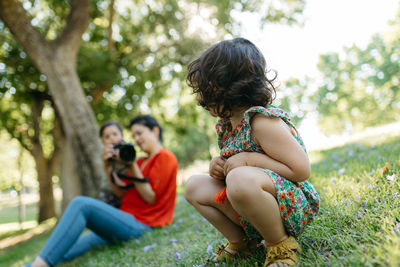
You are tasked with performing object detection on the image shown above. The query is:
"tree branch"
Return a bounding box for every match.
[55,0,90,56]
[0,0,49,68]
[48,110,63,174]
[107,0,115,53]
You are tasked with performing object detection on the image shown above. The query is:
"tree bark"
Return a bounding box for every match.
[29,99,56,223]
[35,158,56,223]
[17,148,26,228]
[107,0,115,53]
[59,137,81,211]
[0,0,106,199]
[53,110,81,211]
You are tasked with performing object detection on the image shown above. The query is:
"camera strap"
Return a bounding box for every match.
[117,173,149,183]
[110,172,149,190]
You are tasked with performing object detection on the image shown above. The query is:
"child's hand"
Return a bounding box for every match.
[209,156,226,180]
[223,152,249,175]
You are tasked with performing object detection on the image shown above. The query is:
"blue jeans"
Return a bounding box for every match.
[37,196,152,266]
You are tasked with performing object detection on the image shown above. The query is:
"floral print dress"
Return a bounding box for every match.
[215,105,320,240]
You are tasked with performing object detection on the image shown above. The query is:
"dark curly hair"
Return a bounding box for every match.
[186,37,276,118]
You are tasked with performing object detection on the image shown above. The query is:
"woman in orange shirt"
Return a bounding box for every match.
[29,115,178,267]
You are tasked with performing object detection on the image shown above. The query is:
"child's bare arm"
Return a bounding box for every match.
[224,152,280,175]
[249,114,311,182]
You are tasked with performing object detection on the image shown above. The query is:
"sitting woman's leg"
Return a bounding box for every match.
[62,231,106,261]
[32,196,152,267]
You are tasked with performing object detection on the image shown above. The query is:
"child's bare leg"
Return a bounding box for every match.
[226,166,288,246]
[185,174,246,243]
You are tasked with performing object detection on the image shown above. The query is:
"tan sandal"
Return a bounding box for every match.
[211,237,260,262]
[264,236,301,266]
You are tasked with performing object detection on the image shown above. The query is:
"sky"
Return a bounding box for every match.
[237,0,399,150]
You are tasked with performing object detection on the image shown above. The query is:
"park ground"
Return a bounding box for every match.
[0,123,399,266]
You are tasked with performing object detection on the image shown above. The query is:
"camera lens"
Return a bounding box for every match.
[119,143,136,162]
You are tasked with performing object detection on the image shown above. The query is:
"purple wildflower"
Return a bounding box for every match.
[331,154,339,160]
[387,174,396,182]
[174,251,181,259]
[393,221,400,233]
[143,245,156,252]
[170,238,179,243]
[338,168,345,176]
[207,244,213,254]
[354,212,363,220]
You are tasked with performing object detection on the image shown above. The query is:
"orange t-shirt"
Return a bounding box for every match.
[119,149,178,227]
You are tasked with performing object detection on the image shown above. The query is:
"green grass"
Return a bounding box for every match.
[0,230,53,266]
[0,202,38,225]
[0,227,34,240]
[1,134,400,266]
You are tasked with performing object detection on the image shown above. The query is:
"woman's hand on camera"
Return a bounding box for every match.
[102,144,115,164]
[209,156,226,180]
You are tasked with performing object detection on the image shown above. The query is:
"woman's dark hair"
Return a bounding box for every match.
[129,115,163,142]
[186,37,276,118]
[99,120,123,137]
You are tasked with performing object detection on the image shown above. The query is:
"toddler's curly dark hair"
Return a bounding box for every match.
[186,37,276,118]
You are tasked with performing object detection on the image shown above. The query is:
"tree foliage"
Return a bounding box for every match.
[0,0,306,193]
[278,76,313,126]
[311,9,400,135]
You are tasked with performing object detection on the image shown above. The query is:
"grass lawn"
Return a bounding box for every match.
[1,133,399,266]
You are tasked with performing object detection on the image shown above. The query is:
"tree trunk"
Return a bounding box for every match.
[41,57,104,196]
[60,137,81,211]
[36,158,56,223]
[26,95,57,222]
[17,148,25,228]
[0,0,107,198]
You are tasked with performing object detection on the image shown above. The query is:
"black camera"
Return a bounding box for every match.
[108,140,136,163]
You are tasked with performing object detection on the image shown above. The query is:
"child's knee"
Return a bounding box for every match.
[184,175,204,203]
[226,167,253,187]
[226,167,260,201]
